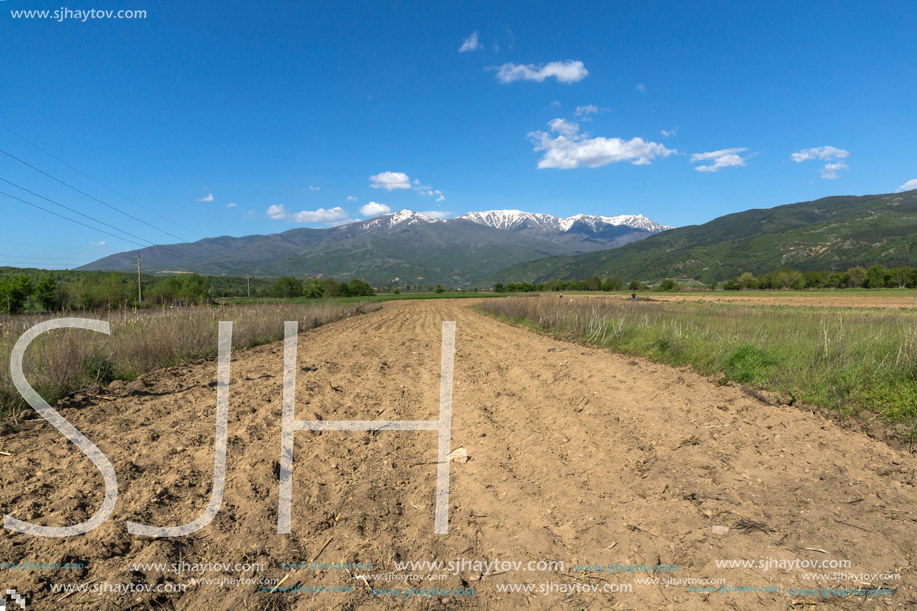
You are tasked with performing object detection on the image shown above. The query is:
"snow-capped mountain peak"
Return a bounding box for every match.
[458,209,671,233]
[457,210,561,231]
[359,209,442,231]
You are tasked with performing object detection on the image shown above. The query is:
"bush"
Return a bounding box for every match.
[723,344,777,384]
[82,353,118,385]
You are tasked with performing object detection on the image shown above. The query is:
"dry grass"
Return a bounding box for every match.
[0,302,373,417]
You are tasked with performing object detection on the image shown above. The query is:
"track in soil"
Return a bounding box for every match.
[1,299,915,609]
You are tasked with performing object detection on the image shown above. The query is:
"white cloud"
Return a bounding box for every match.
[359,201,391,216]
[791,146,850,179]
[791,146,849,162]
[420,210,451,219]
[574,105,608,120]
[370,171,412,190]
[196,193,214,202]
[346,195,358,202]
[266,204,286,220]
[308,185,320,191]
[898,179,917,192]
[529,119,676,169]
[819,162,848,179]
[494,60,588,84]
[690,147,749,172]
[660,127,678,138]
[549,100,561,108]
[90,241,106,247]
[292,207,349,223]
[547,118,580,138]
[226,202,238,208]
[267,204,350,224]
[459,31,481,52]
[636,83,646,92]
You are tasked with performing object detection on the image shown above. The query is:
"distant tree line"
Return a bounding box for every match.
[269,276,374,299]
[722,265,917,290]
[495,277,625,293]
[0,267,377,314]
[494,277,688,293]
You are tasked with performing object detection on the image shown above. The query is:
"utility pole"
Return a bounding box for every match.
[136,252,142,303]
[246,275,251,298]
[290,255,295,278]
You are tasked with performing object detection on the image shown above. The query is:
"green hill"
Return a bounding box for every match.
[487,191,917,285]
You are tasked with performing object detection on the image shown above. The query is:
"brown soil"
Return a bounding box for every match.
[1,299,915,610]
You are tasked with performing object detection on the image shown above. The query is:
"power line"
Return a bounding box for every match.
[0,147,194,245]
[0,121,202,240]
[0,133,266,276]
[0,188,148,249]
[0,176,164,248]
[0,186,234,272]
[0,146,262,273]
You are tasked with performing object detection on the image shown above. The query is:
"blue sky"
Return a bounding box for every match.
[1,0,915,268]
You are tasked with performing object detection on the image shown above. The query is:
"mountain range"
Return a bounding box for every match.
[78,210,669,286]
[487,191,917,285]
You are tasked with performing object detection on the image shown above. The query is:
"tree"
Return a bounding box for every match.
[303,278,324,299]
[434,284,445,294]
[148,273,209,305]
[343,279,374,297]
[271,276,303,298]
[0,274,33,314]
[826,272,849,288]
[33,275,61,311]
[585,276,601,291]
[628,280,643,291]
[847,266,867,288]
[891,266,911,288]
[321,278,343,297]
[493,283,505,293]
[864,265,891,288]
[737,272,756,289]
[803,270,828,288]
[600,277,622,292]
[659,278,678,291]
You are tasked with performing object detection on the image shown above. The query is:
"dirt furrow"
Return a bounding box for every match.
[1,299,915,610]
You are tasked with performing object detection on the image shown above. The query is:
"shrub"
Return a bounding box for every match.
[722,344,777,384]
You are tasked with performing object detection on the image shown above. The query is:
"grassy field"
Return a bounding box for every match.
[477,294,917,443]
[0,301,372,418]
[215,291,516,305]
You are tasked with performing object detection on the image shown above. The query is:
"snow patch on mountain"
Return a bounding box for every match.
[458,210,671,233]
